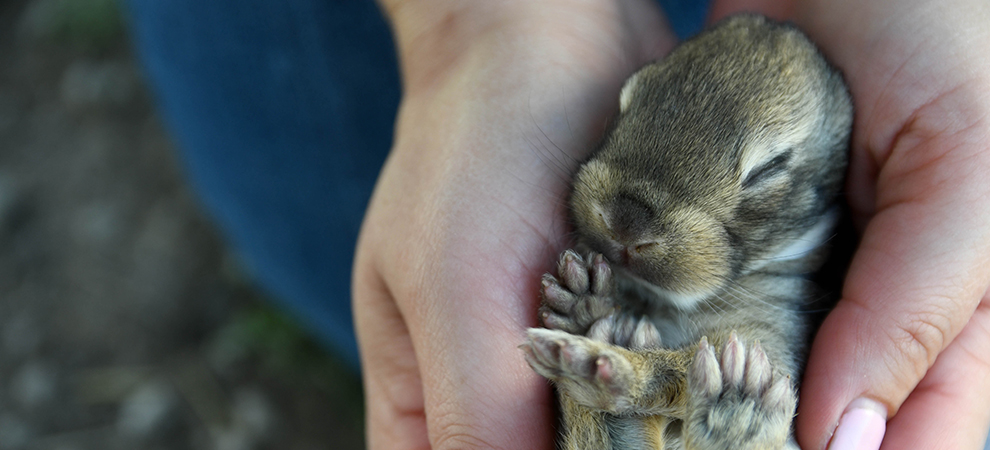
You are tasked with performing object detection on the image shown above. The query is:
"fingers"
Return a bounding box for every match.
[879,298,990,450]
[353,259,430,450]
[706,3,990,449]
[354,197,559,450]
[797,162,990,450]
[409,249,558,450]
[796,38,990,444]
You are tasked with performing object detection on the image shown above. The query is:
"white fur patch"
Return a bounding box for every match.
[764,208,839,263]
[619,266,710,313]
[619,71,642,112]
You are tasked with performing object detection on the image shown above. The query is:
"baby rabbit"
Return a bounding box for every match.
[521,15,852,450]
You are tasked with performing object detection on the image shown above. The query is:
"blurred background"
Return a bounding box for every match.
[0,0,365,448]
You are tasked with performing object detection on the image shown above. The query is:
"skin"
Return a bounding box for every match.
[708,1,990,449]
[353,0,990,449]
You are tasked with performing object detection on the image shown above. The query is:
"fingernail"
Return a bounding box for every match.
[827,398,887,450]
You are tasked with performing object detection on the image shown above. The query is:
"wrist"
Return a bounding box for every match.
[378,0,670,94]
[378,0,505,88]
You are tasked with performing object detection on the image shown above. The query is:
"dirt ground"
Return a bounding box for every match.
[0,0,365,449]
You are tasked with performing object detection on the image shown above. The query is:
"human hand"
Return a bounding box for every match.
[709,1,990,449]
[352,1,675,448]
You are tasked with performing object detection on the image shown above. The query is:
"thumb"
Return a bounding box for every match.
[796,122,990,450]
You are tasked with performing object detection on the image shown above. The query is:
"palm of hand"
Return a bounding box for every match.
[353,3,675,449]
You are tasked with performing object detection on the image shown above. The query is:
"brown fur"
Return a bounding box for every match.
[522,15,852,450]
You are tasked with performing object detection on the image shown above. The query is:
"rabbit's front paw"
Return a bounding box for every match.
[522,328,637,413]
[539,250,615,335]
[684,333,796,450]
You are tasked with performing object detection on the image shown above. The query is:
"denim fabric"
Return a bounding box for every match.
[658,0,711,39]
[126,0,400,368]
[124,0,711,370]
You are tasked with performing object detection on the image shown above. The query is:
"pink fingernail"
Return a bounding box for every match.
[827,398,887,450]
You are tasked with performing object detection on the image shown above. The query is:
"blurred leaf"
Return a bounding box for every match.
[24,0,125,53]
[214,304,362,396]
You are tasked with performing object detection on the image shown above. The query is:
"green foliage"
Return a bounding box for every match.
[30,0,125,53]
[211,304,365,416]
[221,306,328,372]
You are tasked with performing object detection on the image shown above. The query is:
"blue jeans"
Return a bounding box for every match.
[124,0,710,369]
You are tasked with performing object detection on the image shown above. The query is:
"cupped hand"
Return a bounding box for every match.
[352,1,675,448]
[710,1,990,449]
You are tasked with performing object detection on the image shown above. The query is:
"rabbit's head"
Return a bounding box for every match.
[571,15,852,308]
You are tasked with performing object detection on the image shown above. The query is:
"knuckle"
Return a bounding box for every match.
[889,301,955,369]
[431,419,495,450]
